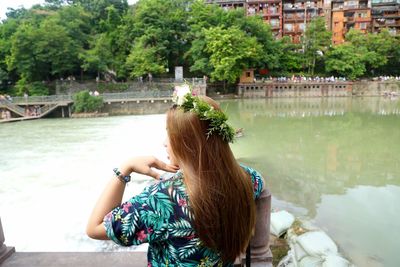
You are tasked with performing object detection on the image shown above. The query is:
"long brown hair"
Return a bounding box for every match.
[166,96,256,263]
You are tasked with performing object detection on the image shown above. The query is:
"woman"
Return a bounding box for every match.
[87,90,271,266]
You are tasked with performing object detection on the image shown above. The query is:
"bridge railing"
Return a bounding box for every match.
[102,90,173,101]
[8,91,175,104]
[11,95,73,104]
[0,100,26,115]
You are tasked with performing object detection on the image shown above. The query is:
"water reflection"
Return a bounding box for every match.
[222,97,400,267]
[1,97,399,266]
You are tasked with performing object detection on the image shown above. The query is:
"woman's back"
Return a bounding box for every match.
[104,165,264,266]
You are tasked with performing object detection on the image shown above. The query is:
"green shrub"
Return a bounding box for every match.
[73,90,104,113]
[15,78,49,96]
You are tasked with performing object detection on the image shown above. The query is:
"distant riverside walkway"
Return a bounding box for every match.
[0,91,176,123]
[1,80,399,122]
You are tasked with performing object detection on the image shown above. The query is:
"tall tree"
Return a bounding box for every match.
[187,1,279,77]
[124,0,191,77]
[7,18,78,82]
[345,29,397,76]
[204,26,261,83]
[274,36,303,75]
[69,0,128,32]
[325,43,366,79]
[80,33,113,78]
[125,35,167,78]
[303,17,331,75]
[186,1,225,76]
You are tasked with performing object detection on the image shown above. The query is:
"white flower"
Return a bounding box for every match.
[173,84,191,105]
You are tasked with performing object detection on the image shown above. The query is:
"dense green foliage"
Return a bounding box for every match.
[325,29,400,78]
[72,90,104,113]
[0,0,399,95]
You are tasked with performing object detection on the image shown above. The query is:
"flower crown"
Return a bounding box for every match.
[172,84,235,143]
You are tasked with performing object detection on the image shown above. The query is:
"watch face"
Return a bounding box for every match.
[123,176,131,183]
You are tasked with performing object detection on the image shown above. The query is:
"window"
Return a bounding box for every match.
[359,22,367,29]
[270,19,280,27]
[358,12,367,18]
[246,72,251,77]
[284,24,294,31]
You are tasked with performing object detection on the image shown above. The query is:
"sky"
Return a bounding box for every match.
[0,0,137,21]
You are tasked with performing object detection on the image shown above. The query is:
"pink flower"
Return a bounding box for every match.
[148,263,152,267]
[178,199,187,207]
[254,180,259,191]
[136,230,147,241]
[185,234,195,240]
[104,212,112,222]
[148,227,153,234]
[122,202,132,213]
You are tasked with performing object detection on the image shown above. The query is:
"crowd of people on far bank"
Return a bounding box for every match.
[1,109,11,120]
[255,75,400,83]
[25,105,41,117]
[0,94,13,102]
[373,76,400,81]
[0,106,42,121]
[259,76,347,83]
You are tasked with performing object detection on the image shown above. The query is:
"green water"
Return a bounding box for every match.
[224,97,400,267]
[0,97,399,266]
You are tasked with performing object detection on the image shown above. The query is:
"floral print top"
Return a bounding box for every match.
[104,165,264,267]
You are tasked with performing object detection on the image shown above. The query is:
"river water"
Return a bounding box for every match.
[0,97,399,266]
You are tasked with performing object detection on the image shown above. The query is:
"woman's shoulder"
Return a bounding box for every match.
[146,171,186,195]
[239,164,264,199]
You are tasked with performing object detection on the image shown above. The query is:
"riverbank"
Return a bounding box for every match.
[238,80,400,98]
[71,113,109,118]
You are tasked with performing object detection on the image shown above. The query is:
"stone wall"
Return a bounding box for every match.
[101,99,172,116]
[238,81,400,98]
[351,81,400,96]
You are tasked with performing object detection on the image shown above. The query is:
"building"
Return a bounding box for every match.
[281,0,325,43]
[331,0,371,44]
[205,0,246,9]
[207,0,400,44]
[247,0,283,37]
[371,0,400,35]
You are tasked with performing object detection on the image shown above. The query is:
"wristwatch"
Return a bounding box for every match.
[113,168,131,183]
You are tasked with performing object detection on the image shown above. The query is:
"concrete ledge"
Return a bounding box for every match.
[1,252,147,267]
[0,247,15,265]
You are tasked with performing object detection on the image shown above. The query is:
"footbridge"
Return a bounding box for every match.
[0,90,177,123]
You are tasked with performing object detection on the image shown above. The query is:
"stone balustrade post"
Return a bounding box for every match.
[0,217,15,264]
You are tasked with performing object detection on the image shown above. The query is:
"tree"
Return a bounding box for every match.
[274,36,304,75]
[345,29,396,76]
[235,14,280,71]
[204,26,262,83]
[80,33,113,78]
[125,35,167,78]
[0,19,20,92]
[7,18,78,82]
[73,90,104,113]
[383,35,400,76]
[325,43,366,80]
[69,0,128,32]
[303,17,331,75]
[128,0,191,72]
[187,1,279,78]
[186,1,225,76]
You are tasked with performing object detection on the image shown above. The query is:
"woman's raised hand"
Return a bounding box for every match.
[120,156,179,180]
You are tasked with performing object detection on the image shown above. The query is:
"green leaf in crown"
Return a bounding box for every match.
[172,83,235,143]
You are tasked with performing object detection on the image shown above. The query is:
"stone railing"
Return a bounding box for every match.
[0,217,15,264]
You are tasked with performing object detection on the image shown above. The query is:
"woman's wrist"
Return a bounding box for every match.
[113,165,132,184]
[119,165,133,177]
